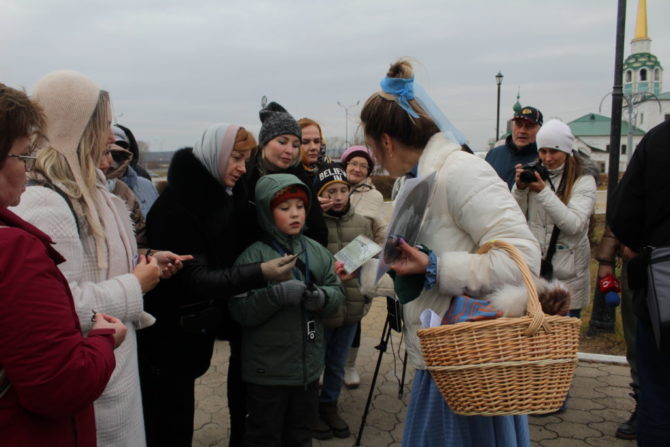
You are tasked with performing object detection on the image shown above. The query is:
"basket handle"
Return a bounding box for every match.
[477,240,547,336]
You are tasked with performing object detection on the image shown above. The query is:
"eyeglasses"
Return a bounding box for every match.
[8,154,38,171]
[348,161,369,171]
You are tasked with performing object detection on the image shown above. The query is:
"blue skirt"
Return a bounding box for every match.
[402,369,530,447]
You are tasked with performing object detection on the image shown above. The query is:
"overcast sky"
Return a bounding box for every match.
[2,0,669,152]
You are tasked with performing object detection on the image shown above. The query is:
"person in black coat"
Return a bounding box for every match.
[608,119,670,446]
[245,101,328,246]
[138,124,297,447]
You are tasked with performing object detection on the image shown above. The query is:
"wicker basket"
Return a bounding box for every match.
[417,240,581,416]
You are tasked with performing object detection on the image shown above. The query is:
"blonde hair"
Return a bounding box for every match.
[33,90,111,239]
[555,154,584,204]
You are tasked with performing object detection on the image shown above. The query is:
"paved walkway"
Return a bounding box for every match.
[193,299,635,446]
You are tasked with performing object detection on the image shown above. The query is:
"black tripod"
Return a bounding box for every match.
[355,297,408,446]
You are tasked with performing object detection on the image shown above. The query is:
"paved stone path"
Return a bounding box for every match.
[193,298,635,446]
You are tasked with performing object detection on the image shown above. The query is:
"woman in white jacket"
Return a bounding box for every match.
[512,119,597,317]
[360,60,541,446]
[13,70,185,447]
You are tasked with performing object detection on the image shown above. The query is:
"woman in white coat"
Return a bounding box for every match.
[359,59,541,446]
[13,70,186,447]
[512,119,597,318]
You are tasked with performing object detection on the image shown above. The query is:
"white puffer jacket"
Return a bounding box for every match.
[512,166,596,310]
[402,133,541,370]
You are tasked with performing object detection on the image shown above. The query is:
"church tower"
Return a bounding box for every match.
[623,0,663,95]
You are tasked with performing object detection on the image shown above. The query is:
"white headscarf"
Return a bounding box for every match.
[192,123,240,189]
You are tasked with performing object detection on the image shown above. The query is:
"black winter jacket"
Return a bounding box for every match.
[138,148,266,379]
[608,120,670,322]
[485,135,538,189]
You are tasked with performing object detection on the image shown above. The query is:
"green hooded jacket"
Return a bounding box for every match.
[229,174,344,386]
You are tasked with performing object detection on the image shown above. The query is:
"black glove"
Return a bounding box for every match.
[302,284,326,312]
[269,280,306,307]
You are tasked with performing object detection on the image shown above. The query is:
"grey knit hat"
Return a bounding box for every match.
[258,101,301,147]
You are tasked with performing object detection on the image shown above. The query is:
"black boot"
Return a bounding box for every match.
[310,415,333,440]
[319,401,350,438]
[615,392,637,440]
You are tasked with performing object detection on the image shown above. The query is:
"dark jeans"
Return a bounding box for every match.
[140,339,246,447]
[228,337,247,447]
[636,319,670,446]
[619,263,639,389]
[245,380,319,447]
[321,323,358,402]
[141,369,196,447]
[351,321,361,348]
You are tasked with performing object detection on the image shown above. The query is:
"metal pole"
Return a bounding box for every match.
[338,100,360,148]
[496,86,501,141]
[588,0,626,336]
[607,0,626,200]
[345,109,349,147]
[627,98,634,166]
[495,72,503,142]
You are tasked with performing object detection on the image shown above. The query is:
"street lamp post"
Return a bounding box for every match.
[495,72,504,142]
[337,100,360,147]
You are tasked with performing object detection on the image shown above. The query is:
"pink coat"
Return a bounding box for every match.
[0,207,116,447]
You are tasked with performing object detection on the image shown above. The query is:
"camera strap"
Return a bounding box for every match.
[545,226,561,265]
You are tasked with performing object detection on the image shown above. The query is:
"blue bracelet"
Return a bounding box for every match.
[424,250,438,290]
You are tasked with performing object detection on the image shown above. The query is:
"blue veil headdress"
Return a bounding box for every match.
[379,76,467,145]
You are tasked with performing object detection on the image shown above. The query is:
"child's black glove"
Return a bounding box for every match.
[303,284,326,312]
[269,280,306,307]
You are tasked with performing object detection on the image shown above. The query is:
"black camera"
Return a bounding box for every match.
[519,161,549,183]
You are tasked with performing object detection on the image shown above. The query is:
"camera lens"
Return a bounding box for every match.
[520,169,536,183]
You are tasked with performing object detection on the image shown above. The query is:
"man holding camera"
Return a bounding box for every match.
[486,106,543,189]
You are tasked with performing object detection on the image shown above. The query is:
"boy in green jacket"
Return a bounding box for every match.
[230,173,344,446]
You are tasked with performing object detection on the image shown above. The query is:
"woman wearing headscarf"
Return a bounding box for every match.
[0,82,126,447]
[359,59,540,446]
[245,102,328,246]
[12,70,185,447]
[139,123,297,447]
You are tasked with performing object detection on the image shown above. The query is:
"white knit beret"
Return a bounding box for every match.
[536,119,574,154]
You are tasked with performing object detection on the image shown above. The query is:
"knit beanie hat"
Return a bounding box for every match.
[32,70,108,268]
[258,101,301,147]
[33,70,100,158]
[270,184,310,210]
[536,119,574,154]
[315,163,349,197]
[341,145,375,174]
